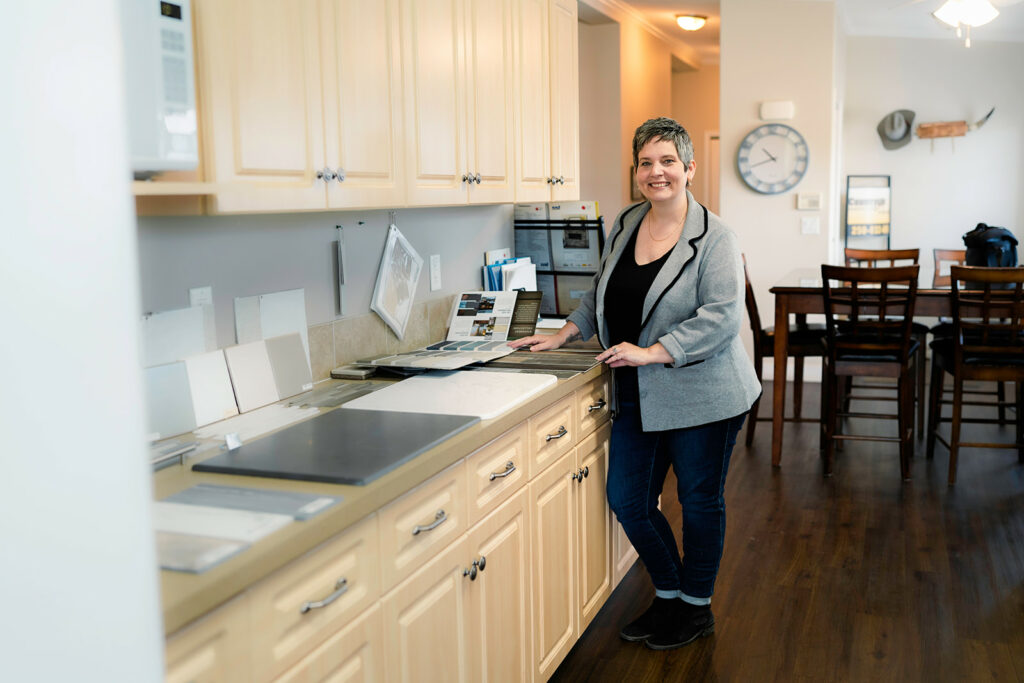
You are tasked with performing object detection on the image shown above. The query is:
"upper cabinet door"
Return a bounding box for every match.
[321,0,405,209]
[463,0,515,205]
[195,0,328,213]
[513,0,552,202]
[400,0,469,206]
[549,0,579,201]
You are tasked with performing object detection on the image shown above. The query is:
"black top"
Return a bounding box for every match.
[603,221,673,399]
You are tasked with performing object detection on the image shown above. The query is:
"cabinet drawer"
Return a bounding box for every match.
[576,376,610,438]
[466,423,529,525]
[249,515,380,682]
[529,393,575,477]
[165,594,251,683]
[274,603,386,683]
[378,460,467,592]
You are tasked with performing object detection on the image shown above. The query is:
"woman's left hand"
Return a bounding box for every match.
[596,342,673,368]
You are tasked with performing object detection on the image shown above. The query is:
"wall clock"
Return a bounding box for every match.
[736,124,809,194]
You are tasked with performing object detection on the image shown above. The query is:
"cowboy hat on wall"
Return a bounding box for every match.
[877,109,916,150]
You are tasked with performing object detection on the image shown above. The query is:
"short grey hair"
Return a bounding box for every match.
[632,117,694,169]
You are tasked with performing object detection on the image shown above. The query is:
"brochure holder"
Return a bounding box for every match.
[513,217,605,317]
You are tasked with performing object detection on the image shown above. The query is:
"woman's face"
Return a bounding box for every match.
[635,138,696,203]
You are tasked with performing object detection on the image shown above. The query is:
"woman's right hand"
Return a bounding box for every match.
[508,321,580,352]
[507,334,563,352]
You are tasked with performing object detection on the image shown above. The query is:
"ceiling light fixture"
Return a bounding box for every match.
[933,0,999,47]
[675,15,707,31]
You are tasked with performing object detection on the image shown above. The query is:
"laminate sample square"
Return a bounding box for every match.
[144,362,197,439]
[184,349,239,427]
[224,340,279,413]
[265,333,313,399]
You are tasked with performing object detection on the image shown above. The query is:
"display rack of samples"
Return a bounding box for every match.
[513,213,605,317]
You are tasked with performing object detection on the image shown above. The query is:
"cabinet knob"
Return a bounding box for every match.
[316,167,336,182]
[463,564,478,581]
[582,465,589,478]
[476,555,486,572]
[474,172,482,184]
[462,174,470,183]
[546,176,554,185]
[558,176,565,185]
[571,470,581,482]
[334,168,346,182]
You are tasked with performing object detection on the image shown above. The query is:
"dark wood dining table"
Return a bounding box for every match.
[768,268,952,466]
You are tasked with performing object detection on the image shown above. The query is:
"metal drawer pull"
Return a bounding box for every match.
[545,426,568,442]
[489,461,516,481]
[412,509,447,536]
[588,398,607,413]
[299,577,348,614]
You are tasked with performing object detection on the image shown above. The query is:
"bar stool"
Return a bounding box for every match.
[820,264,920,479]
[926,265,1024,485]
[844,248,928,437]
[742,255,825,446]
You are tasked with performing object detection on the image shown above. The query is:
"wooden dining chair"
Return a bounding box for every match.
[926,265,1024,485]
[844,248,928,437]
[820,264,920,479]
[742,254,825,447]
[932,248,1008,424]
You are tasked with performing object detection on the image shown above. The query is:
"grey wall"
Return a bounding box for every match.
[137,204,514,347]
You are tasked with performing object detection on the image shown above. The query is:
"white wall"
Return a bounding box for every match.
[720,0,840,377]
[0,1,163,680]
[843,36,1024,277]
[579,22,623,225]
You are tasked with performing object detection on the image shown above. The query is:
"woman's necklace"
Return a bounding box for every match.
[645,211,685,242]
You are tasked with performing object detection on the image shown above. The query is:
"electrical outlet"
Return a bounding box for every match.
[189,286,213,307]
[430,254,442,291]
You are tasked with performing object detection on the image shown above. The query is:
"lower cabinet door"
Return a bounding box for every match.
[576,423,611,632]
[165,594,251,683]
[466,487,532,683]
[529,448,577,682]
[382,535,472,683]
[274,604,385,683]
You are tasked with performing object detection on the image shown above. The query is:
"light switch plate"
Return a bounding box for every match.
[801,216,821,235]
[189,286,213,308]
[429,254,442,291]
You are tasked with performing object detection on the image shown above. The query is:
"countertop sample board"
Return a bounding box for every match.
[192,408,479,485]
[341,369,558,419]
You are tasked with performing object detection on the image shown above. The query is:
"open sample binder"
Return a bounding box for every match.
[361,290,543,370]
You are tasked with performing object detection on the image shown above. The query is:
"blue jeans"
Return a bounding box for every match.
[607,394,745,600]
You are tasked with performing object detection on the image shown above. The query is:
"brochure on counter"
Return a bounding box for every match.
[362,290,543,371]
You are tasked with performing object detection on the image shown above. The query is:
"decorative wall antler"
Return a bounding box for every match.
[915,107,995,139]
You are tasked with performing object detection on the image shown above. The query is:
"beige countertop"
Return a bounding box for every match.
[156,364,606,635]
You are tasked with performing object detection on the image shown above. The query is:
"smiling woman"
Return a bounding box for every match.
[510,116,761,651]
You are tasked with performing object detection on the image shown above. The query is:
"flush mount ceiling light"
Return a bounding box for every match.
[675,15,707,31]
[933,0,999,47]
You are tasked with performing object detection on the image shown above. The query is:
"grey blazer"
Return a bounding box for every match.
[567,191,761,431]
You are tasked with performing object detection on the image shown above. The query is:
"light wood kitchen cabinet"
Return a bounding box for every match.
[575,376,610,439]
[466,423,529,525]
[528,393,575,478]
[399,0,515,206]
[275,604,386,683]
[575,423,611,632]
[194,0,403,213]
[378,460,468,592]
[513,0,579,203]
[165,594,251,683]
[465,488,533,683]
[382,535,473,683]
[248,515,380,681]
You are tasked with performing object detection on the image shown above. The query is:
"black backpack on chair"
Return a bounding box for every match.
[963,223,1018,267]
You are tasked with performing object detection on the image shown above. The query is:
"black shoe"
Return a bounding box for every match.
[619,597,680,642]
[644,602,715,650]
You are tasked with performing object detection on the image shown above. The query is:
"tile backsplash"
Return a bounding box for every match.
[308,295,455,381]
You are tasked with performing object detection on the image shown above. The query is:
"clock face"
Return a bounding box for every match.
[737,124,809,194]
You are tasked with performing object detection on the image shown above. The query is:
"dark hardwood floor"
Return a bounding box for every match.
[551,380,1024,682]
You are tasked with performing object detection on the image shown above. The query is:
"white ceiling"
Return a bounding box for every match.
[606,0,1024,66]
